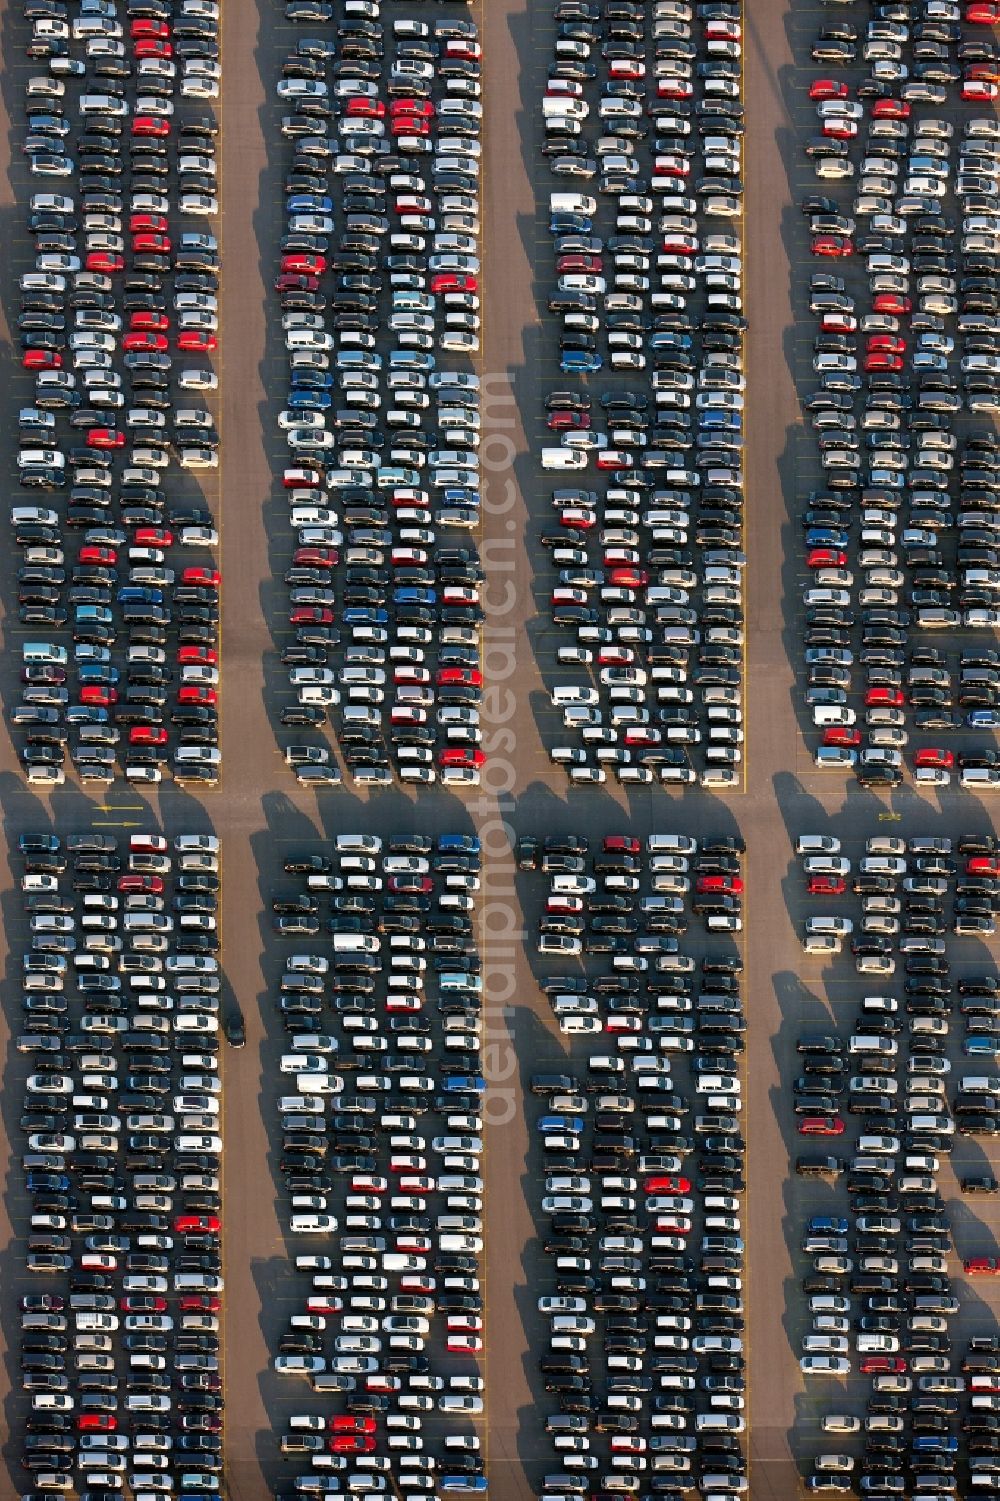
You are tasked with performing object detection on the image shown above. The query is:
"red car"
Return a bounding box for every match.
[445,38,482,57]
[290,607,334,625]
[391,116,430,135]
[86,252,124,273]
[130,311,169,332]
[860,1357,907,1376]
[605,835,640,854]
[178,331,217,352]
[645,1175,690,1194]
[809,79,849,99]
[822,119,857,140]
[133,116,171,137]
[967,857,1000,875]
[437,668,482,687]
[294,547,336,566]
[872,98,910,118]
[873,292,911,314]
[129,726,168,745]
[962,79,999,98]
[120,1295,166,1312]
[431,273,477,293]
[968,0,1000,18]
[914,747,954,769]
[350,1176,388,1196]
[131,16,170,34]
[864,352,903,372]
[134,232,171,253]
[134,527,173,546]
[654,1217,691,1236]
[175,1214,220,1233]
[867,334,904,353]
[117,874,164,893]
[812,235,853,257]
[821,314,856,333]
[346,97,386,116]
[331,1416,377,1435]
[965,1256,1000,1274]
[865,687,904,707]
[387,873,434,895]
[822,727,861,748]
[178,646,218,665]
[547,896,583,915]
[281,253,326,275]
[310,1296,343,1314]
[130,213,168,234]
[123,332,168,353]
[182,567,221,587]
[807,876,847,896]
[610,567,649,588]
[286,466,324,490]
[180,1294,220,1313]
[395,1233,432,1255]
[439,748,486,768]
[548,410,590,430]
[78,1414,117,1431]
[968,61,1000,82]
[79,686,117,706]
[696,874,743,894]
[390,98,434,116]
[556,255,602,273]
[275,273,320,292]
[23,350,62,369]
[798,1116,845,1136]
[177,685,217,705]
[330,1436,377,1456]
[88,429,125,448]
[78,545,117,565]
[134,37,172,56]
[806,547,847,569]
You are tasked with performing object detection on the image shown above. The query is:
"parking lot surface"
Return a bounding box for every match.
[1,0,1000,1496]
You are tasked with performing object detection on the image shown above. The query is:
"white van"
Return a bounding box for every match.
[696,1412,745,1433]
[23,642,68,665]
[551,686,600,707]
[647,835,697,855]
[541,447,588,471]
[849,1035,897,1056]
[331,933,379,953]
[174,746,221,765]
[550,192,597,215]
[79,93,129,115]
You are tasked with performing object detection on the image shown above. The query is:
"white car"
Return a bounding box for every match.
[439,1395,483,1415]
[796,834,841,855]
[800,1355,850,1376]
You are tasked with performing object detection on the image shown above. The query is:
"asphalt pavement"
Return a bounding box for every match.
[0,0,998,1496]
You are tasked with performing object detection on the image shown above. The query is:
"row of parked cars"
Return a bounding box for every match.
[536,0,746,788]
[12,0,222,787]
[791,825,1000,1494]
[13,829,235,1501]
[799,0,1000,782]
[271,2,487,787]
[528,833,747,1500]
[523,831,745,970]
[266,833,488,1499]
[798,828,1000,961]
